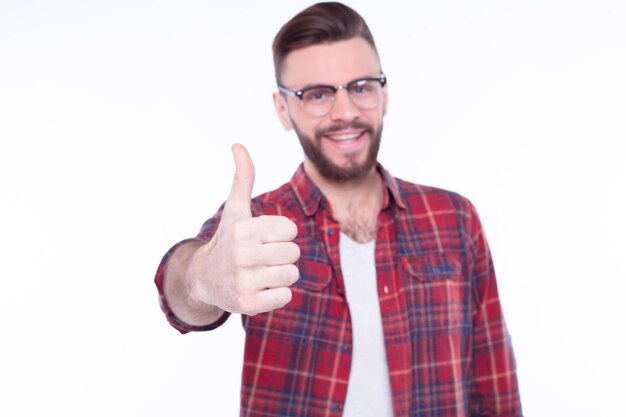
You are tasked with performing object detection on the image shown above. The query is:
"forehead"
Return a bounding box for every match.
[280,37,381,88]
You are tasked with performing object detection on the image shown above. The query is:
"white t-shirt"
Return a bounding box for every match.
[339,232,394,417]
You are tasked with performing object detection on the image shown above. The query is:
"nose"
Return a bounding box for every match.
[328,88,359,122]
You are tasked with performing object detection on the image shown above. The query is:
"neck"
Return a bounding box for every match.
[303,159,384,243]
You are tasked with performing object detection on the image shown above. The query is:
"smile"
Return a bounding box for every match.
[325,131,364,141]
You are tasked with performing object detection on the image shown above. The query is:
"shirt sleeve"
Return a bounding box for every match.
[154,208,230,334]
[465,201,523,416]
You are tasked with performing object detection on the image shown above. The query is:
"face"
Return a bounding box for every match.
[273,37,388,182]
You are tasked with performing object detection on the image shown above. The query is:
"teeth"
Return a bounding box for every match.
[327,132,361,141]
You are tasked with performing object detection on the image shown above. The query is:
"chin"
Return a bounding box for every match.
[295,123,383,183]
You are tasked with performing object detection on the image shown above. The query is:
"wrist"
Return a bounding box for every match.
[185,238,218,311]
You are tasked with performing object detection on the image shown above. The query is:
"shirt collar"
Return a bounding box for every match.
[289,163,407,217]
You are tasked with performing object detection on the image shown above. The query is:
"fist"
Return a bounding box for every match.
[188,144,300,316]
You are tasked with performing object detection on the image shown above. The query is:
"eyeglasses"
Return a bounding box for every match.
[278,74,387,117]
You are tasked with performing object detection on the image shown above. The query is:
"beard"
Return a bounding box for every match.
[292,119,383,183]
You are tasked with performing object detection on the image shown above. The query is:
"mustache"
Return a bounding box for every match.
[315,121,374,139]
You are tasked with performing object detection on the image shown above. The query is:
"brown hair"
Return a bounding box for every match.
[272,2,379,83]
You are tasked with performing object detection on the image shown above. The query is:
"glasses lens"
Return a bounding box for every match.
[348,79,383,109]
[297,78,385,116]
[301,87,335,116]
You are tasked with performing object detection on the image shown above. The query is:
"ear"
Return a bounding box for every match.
[382,83,389,116]
[273,92,294,131]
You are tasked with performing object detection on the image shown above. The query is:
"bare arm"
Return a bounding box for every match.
[163,239,225,327]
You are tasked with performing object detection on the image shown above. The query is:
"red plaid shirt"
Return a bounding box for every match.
[155,164,522,417]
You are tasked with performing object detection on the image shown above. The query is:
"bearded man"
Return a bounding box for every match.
[155,3,522,416]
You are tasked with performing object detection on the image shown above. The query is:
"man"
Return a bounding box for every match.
[155,2,522,416]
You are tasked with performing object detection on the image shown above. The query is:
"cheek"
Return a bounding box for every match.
[292,117,324,139]
[363,109,385,130]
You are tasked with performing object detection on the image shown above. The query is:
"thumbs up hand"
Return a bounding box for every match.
[187,144,300,316]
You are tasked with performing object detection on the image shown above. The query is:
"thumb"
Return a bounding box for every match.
[223,143,255,219]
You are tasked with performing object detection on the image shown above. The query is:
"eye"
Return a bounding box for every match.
[350,81,374,95]
[303,88,333,103]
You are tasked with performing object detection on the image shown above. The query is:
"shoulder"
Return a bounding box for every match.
[393,176,476,217]
[391,176,487,257]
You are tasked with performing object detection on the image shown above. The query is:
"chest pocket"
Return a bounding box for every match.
[400,252,469,337]
[401,251,462,282]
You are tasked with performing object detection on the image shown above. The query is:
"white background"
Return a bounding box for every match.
[1,1,625,416]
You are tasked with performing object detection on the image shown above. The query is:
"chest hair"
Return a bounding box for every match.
[337,203,378,244]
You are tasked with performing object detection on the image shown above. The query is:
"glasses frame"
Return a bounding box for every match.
[277,73,387,116]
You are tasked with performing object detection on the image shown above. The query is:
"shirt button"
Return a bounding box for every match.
[383,285,389,294]
[340,344,350,353]
[331,403,341,413]
[327,229,334,236]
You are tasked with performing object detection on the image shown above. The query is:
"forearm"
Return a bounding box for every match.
[163,239,226,327]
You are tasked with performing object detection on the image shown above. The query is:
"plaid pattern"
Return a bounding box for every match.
[155,164,522,417]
